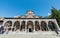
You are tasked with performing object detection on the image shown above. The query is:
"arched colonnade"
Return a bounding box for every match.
[2,19,59,32]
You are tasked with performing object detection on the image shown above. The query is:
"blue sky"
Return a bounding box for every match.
[0,0,60,17]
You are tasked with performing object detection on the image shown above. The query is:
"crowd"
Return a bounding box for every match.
[0,25,20,34]
[0,24,60,35]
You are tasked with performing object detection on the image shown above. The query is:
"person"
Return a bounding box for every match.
[0,25,4,34]
[3,26,9,34]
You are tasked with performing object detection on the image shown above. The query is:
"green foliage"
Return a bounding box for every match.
[51,7,59,18]
[46,7,60,27]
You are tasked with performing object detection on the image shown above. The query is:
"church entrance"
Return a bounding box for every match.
[27,21,33,32]
[28,25,32,32]
[29,28,32,32]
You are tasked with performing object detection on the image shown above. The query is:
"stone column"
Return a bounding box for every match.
[25,21,27,32]
[46,21,50,31]
[33,21,35,32]
[39,21,41,31]
[11,21,14,31]
[20,21,22,31]
[11,21,14,28]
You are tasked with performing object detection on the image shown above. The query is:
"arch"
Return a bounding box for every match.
[27,21,33,32]
[14,21,20,31]
[4,21,12,31]
[48,21,57,31]
[35,21,40,31]
[41,21,48,31]
[4,21,12,27]
[20,21,25,31]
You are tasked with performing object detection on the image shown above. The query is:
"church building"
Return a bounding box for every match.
[0,10,59,33]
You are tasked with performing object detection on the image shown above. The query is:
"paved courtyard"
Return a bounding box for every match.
[0,31,60,38]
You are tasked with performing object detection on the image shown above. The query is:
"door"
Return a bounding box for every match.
[29,28,32,32]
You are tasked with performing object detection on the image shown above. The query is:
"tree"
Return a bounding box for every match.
[45,7,60,27]
[51,7,59,18]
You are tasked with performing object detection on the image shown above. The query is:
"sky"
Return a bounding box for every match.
[0,0,60,17]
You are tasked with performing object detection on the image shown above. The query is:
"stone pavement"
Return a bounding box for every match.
[0,31,60,38]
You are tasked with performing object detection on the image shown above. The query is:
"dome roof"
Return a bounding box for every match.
[26,10,35,16]
[27,10,33,14]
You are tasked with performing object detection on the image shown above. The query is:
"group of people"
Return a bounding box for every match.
[0,24,60,35]
[0,25,12,34]
[0,25,20,34]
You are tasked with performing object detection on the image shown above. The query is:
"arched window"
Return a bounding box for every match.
[4,21,12,31]
[27,21,33,32]
[4,21,12,27]
[41,21,48,31]
[20,21,25,31]
[35,21,40,31]
[14,21,20,31]
[48,21,57,31]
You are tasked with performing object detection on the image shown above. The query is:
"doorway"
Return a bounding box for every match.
[29,28,32,32]
[27,21,33,32]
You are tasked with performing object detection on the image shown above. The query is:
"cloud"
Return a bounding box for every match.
[48,13,51,16]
